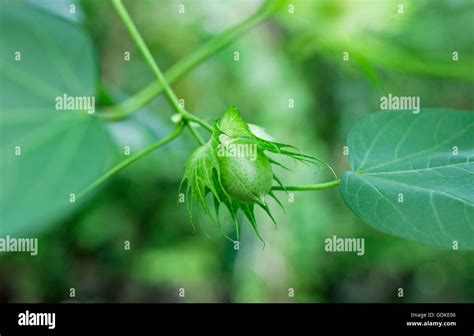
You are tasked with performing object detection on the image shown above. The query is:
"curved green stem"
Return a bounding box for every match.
[77,122,185,199]
[182,111,213,132]
[187,123,205,146]
[111,0,212,134]
[272,179,340,191]
[102,0,280,122]
[111,0,179,111]
[111,0,212,147]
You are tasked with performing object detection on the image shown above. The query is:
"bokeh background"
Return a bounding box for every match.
[1,0,473,303]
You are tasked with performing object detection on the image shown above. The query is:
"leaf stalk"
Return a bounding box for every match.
[272,179,341,191]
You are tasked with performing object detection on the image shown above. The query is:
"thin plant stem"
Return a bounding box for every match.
[271,179,340,191]
[187,124,205,146]
[111,0,212,132]
[77,122,185,199]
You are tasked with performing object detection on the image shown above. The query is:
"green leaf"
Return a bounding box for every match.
[0,4,117,235]
[340,109,474,250]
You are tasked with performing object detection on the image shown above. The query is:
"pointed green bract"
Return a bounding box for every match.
[180,129,223,225]
[218,107,323,165]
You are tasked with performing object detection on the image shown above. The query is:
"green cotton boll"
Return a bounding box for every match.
[218,143,273,205]
[216,109,273,204]
[180,106,326,242]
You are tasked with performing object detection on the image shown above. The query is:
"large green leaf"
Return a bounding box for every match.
[0,3,117,235]
[340,109,474,249]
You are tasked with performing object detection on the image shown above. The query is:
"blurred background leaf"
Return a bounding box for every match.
[0,3,118,235]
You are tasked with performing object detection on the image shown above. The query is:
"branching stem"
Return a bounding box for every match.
[103,0,277,124]
[111,0,212,132]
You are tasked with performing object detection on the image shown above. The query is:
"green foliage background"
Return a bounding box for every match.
[0,0,473,302]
